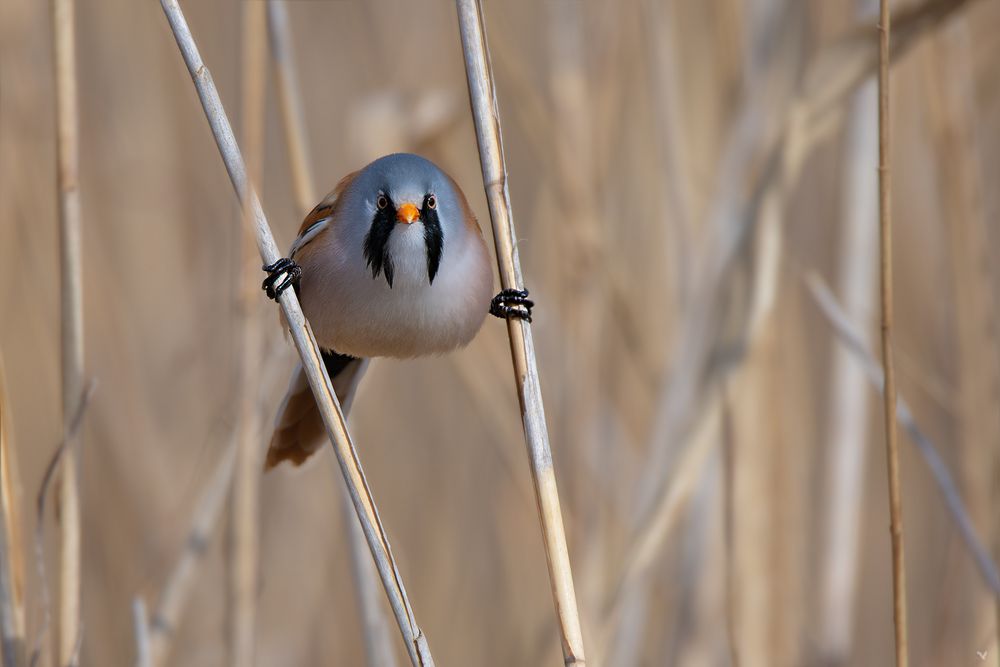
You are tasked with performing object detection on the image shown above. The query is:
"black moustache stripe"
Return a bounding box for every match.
[423,204,443,284]
[362,194,445,287]
[363,200,396,288]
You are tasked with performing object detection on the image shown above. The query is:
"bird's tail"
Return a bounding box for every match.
[264,351,368,470]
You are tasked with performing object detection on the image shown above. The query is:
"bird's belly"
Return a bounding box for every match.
[299,243,492,359]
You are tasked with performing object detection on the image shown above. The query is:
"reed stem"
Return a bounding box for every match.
[877,2,909,665]
[52,0,84,663]
[454,2,587,664]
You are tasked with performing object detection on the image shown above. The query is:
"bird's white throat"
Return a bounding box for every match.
[385,222,434,287]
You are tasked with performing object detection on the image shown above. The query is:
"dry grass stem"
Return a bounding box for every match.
[877,2,909,665]
[51,0,84,663]
[454,1,587,664]
[158,2,433,665]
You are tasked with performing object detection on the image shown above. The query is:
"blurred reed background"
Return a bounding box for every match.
[2,0,1000,665]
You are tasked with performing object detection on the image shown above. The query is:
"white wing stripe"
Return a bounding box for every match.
[289,218,329,257]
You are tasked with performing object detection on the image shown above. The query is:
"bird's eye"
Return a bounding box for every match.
[426,194,437,210]
[376,194,389,210]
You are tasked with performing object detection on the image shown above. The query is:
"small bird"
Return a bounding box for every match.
[261,153,532,468]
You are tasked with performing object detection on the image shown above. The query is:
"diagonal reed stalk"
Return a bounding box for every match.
[52,0,84,664]
[265,3,399,665]
[157,2,433,665]
[877,2,908,666]
[454,2,587,665]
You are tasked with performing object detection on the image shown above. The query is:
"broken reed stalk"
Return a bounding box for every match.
[52,0,85,663]
[877,2,908,666]
[229,2,267,665]
[454,2,587,665]
[157,3,433,665]
[265,3,398,665]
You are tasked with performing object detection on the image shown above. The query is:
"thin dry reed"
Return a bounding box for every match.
[51,0,84,663]
[266,0,315,215]
[229,2,267,665]
[877,2,909,665]
[157,2,434,665]
[454,1,588,665]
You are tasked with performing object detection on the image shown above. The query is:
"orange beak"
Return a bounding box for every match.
[396,202,420,224]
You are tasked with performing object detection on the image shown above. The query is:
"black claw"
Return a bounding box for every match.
[262,257,302,300]
[490,288,534,322]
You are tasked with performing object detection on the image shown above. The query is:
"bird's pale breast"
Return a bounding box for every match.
[296,220,493,359]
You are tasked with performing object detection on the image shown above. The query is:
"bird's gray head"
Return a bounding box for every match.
[339,153,473,289]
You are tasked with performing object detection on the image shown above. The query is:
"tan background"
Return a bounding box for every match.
[2,0,1000,665]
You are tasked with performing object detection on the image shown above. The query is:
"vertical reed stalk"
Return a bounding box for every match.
[132,598,152,667]
[877,2,909,665]
[0,357,25,667]
[454,2,587,664]
[265,4,399,664]
[266,0,314,214]
[158,3,433,665]
[229,2,267,665]
[818,4,879,661]
[52,0,84,663]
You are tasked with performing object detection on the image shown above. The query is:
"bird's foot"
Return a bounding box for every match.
[261,257,301,300]
[490,288,534,322]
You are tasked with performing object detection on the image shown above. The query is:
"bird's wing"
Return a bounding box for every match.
[289,169,360,258]
[268,169,366,469]
[265,351,370,469]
